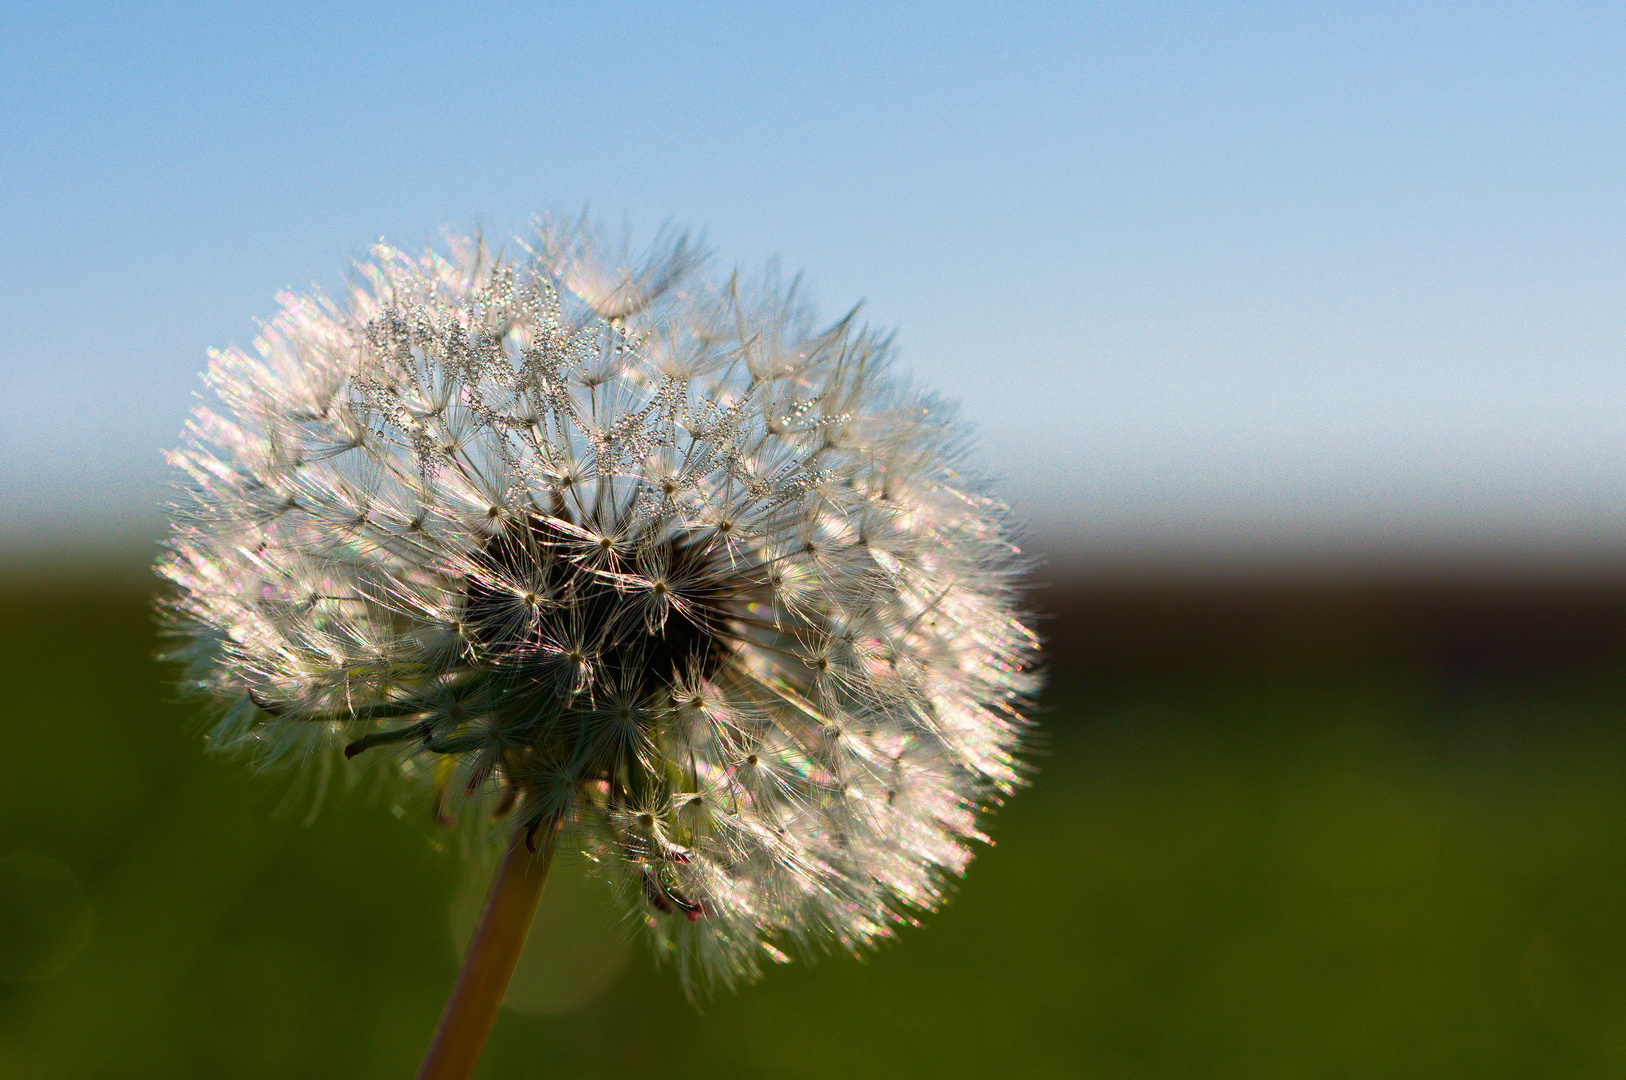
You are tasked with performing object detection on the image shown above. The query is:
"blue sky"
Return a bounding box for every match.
[2,2,1623,566]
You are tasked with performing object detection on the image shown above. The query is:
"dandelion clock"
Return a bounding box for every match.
[157,219,1042,1079]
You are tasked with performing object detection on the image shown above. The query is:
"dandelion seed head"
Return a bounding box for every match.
[158,219,1042,993]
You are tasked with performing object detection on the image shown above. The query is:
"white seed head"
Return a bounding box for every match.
[158,221,1042,993]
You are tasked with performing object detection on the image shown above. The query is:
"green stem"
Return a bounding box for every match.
[415,820,557,1080]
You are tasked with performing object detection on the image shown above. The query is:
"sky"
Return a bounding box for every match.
[2,2,1623,570]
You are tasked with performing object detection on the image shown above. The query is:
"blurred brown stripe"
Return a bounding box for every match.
[1033,577,1626,683]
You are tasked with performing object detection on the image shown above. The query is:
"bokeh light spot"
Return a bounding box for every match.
[0,852,93,981]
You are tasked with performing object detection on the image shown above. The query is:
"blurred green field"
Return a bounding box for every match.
[2,574,1626,1078]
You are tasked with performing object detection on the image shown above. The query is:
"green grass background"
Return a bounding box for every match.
[2,574,1625,1078]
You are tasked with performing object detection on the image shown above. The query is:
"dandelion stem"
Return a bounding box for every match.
[416,819,558,1080]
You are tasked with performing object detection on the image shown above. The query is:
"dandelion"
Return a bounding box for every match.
[158,219,1041,1078]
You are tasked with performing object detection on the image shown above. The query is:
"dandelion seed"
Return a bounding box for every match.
[158,218,1041,1074]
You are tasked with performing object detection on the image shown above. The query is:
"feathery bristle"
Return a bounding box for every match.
[157,220,1042,993]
